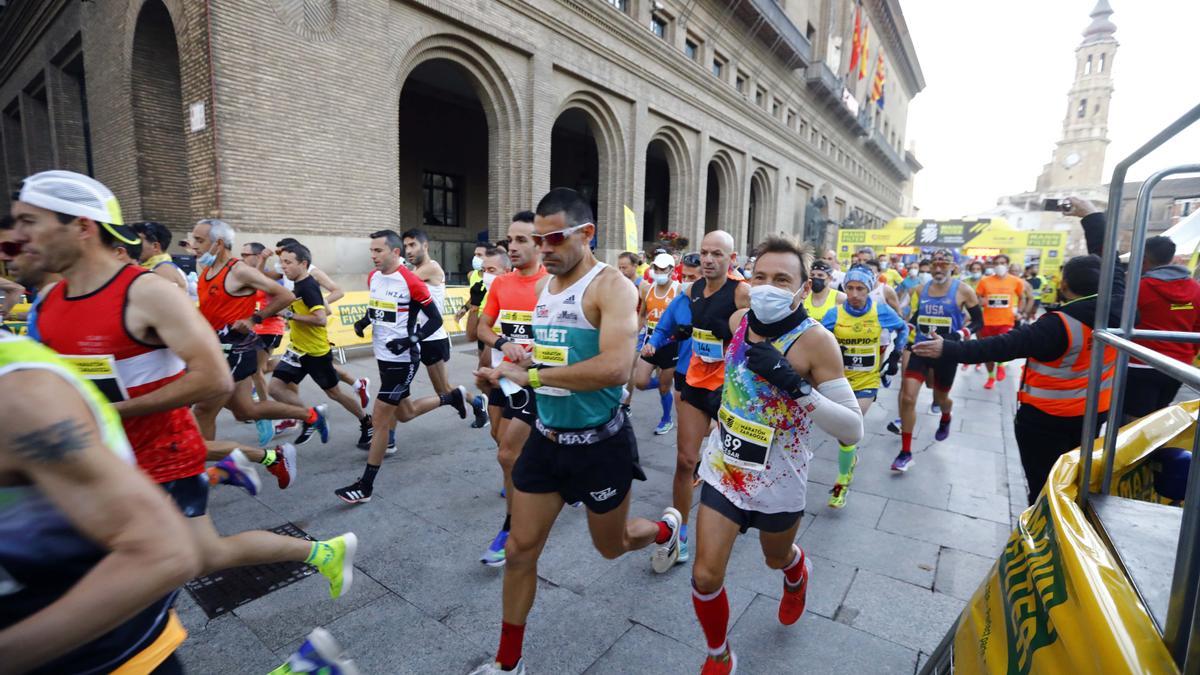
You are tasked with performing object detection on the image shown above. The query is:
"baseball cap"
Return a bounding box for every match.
[17,170,139,245]
[652,253,675,269]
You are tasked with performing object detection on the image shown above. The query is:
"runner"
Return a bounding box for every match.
[974,253,1030,389]
[801,259,845,322]
[469,189,681,674]
[893,248,982,472]
[16,170,356,598]
[476,219,547,566]
[269,243,374,448]
[476,246,514,442]
[462,241,495,428]
[819,249,845,289]
[820,266,907,508]
[671,230,750,568]
[239,242,292,435]
[0,332,200,674]
[631,252,682,435]
[618,251,643,290]
[403,227,488,427]
[188,219,332,445]
[862,259,902,314]
[689,237,863,675]
[334,229,470,504]
[131,221,188,291]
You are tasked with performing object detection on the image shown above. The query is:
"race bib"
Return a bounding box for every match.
[716,405,775,472]
[692,328,724,362]
[369,297,398,324]
[498,310,534,344]
[917,315,952,337]
[61,355,128,403]
[280,348,302,368]
[532,343,569,396]
[986,294,1011,309]
[841,344,878,372]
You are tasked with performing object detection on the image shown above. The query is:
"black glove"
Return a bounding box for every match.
[385,336,418,356]
[468,280,487,307]
[744,340,808,398]
[674,323,693,341]
[353,315,371,338]
[884,350,901,376]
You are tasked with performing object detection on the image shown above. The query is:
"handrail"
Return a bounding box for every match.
[1094,332,1200,391]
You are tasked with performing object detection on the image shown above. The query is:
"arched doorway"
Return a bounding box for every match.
[643,139,671,245]
[704,151,736,235]
[398,58,488,282]
[747,169,771,249]
[550,108,600,230]
[131,0,187,231]
[704,162,722,234]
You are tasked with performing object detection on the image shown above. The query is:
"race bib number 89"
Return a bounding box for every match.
[716,405,775,472]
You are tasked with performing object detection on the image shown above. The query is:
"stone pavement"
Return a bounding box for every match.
[177,347,1026,674]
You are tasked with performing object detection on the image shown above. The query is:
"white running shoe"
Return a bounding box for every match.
[651,507,683,573]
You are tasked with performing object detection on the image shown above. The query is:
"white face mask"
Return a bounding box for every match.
[273,260,284,275]
[749,284,801,324]
[654,272,671,285]
[995,264,1009,277]
[879,260,890,270]
[472,256,484,272]
[482,272,497,289]
[918,272,933,285]
[984,268,995,276]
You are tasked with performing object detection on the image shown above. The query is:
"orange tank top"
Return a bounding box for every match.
[644,281,680,331]
[198,260,257,331]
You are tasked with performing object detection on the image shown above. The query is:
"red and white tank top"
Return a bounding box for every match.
[35,265,207,483]
[367,267,432,363]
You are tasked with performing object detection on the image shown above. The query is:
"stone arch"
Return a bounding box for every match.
[703,149,738,236]
[551,90,625,251]
[644,125,692,246]
[747,167,774,250]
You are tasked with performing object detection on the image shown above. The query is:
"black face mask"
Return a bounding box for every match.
[811,278,827,293]
[748,304,808,339]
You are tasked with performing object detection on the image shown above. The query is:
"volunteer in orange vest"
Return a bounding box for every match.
[973,253,1032,389]
[912,199,1120,504]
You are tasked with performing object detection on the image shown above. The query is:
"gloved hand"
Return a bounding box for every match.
[385,336,418,357]
[884,350,901,377]
[353,315,371,338]
[674,323,693,341]
[744,340,808,399]
[468,280,487,307]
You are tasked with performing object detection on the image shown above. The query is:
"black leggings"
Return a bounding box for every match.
[1013,405,1105,505]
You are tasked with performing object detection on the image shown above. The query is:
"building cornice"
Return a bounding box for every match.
[864,0,925,96]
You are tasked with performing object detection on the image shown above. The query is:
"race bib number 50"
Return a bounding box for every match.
[716,405,775,471]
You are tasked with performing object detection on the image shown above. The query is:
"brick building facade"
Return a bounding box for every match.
[0,0,923,286]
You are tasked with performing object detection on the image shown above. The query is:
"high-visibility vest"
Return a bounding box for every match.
[1018,312,1116,416]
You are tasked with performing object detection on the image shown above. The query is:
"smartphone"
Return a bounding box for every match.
[1042,198,1070,212]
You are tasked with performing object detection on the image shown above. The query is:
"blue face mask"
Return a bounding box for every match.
[197,244,217,268]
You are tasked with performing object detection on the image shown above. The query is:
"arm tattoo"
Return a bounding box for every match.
[11,420,90,463]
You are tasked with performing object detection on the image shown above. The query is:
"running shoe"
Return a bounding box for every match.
[354,377,371,409]
[828,483,848,509]
[935,416,952,442]
[984,377,995,390]
[654,419,674,435]
[701,648,737,675]
[996,364,1007,381]
[215,449,261,496]
[448,385,469,419]
[271,627,360,675]
[386,430,396,455]
[335,480,373,505]
[778,549,811,625]
[677,537,690,564]
[481,529,508,567]
[355,416,373,450]
[886,418,901,435]
[891,452,914,472]
[930,403,941,415]
[274,419,298,437]
[256,419,275,447]
[470,393,490,429]
[296,405,330,445]
[651,507,683,573]
[309,533,357,599]
[469,660,526,675]
[266,443,297,490]
[880,373,891,389]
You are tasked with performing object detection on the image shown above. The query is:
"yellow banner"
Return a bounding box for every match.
[951,402,1192,674]
[623,205,639,254]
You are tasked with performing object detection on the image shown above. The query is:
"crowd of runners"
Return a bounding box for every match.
[0,170,1089,674]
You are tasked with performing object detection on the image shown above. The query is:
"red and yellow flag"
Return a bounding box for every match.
[858,21,870,80]
[871,51,886,108]
[848,4,862,76]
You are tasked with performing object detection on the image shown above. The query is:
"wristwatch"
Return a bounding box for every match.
[494,336,511,350]
[794,378,812,398]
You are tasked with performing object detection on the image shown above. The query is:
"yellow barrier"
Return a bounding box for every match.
[952,402,1193,674]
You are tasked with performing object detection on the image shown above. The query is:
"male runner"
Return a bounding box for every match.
[188,219,332,445]
[270,244,374,448]
[403,227,488,427]
[631,252,681,435]
[241,243,290,411]
[0,333,200,674]
[16,171,355,598]
[470,189,680,674]
[893,248,982,472]
[974,253,1030,389]
[821,266,907,507]
[689,237,863,674]
[801,259,845,322]
[476,246,515,441]
[334,229,469,504]
[476,218,547,566]
[617,251,643,289]
[862,259,902,314]
[672,230,750,567]
[131,221,187,291]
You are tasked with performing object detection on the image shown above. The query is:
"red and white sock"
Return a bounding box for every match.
[691,581,730,656]
[783,545,806,589]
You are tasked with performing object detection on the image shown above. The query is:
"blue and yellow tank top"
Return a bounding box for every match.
[831,301,885,391]
[914,279,963,343]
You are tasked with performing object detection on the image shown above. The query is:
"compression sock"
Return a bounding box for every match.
[902,432,913,454]
[361,463,381,489]
[691,581,730,656]
[660,391,673,423]
[497,622,526,670]
[838,443,857,481]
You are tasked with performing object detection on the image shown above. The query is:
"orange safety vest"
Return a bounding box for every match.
[1018,312,1116,416]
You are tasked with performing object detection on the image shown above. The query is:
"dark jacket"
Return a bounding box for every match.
[941,212,1124,365]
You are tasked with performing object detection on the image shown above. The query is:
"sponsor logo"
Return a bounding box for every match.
[590,487,617,501]
[536,305,551,318]
[557,311,579,321]
[564,295,576,305]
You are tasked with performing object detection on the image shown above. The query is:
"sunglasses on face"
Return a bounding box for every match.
[532,224,588,247]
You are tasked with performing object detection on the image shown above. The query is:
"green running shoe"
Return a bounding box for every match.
[308,533,358,599]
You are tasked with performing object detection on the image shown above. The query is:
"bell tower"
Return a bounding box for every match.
[1036,0,1118,192]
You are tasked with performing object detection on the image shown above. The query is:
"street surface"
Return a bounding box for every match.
[178,344,1024,674]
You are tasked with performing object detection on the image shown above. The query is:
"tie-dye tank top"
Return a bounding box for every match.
[698,314,816,514]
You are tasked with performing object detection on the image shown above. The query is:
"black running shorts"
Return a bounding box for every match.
[501,386,537,426]
[904,348,957,393]
[641,341,679,370]
[513,417,646,514]
[273,351,340,390]
[376,359,419,405]
[419,337,452,366]
[700,482,802,534]
[161,473,209,518]
[680,382,722,419]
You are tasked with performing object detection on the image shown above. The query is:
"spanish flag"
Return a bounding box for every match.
[871,51,885,108]
[848,4,863,77]
[858,20,870,81]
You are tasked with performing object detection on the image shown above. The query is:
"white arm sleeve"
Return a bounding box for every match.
[796,377,863,445]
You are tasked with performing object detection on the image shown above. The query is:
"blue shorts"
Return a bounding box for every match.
[854,388,878,400]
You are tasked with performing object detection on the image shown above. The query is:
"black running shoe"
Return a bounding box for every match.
[469,393,489,429]
[335,480,373,504]
[296,419,317,445]
[447,385,468,419]
[356,415,374,450]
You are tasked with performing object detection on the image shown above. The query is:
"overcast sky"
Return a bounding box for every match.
[904,0,1200,218]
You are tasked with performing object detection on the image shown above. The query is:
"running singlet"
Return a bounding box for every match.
[285,276,329,357]
[253,289,286,337]
[914,279,964,343]
[802,290,839,322]
[0,334,181,675]
[484,266,548,366]
[643,281,680,332]
[367,266,432,363]
[420,282,449,342]
[976,274,1025,328]
[698,315,816,513]
[831,302,885,391]
[35,265,206,483]
[197,259,259,353]
[532,263,622,429]
[686,275,742,390]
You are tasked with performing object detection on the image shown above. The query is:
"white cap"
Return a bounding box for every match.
[18,169,131,225]
[652,253,675,269]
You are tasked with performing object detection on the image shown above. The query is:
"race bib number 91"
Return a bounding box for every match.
[841,344,878,372]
